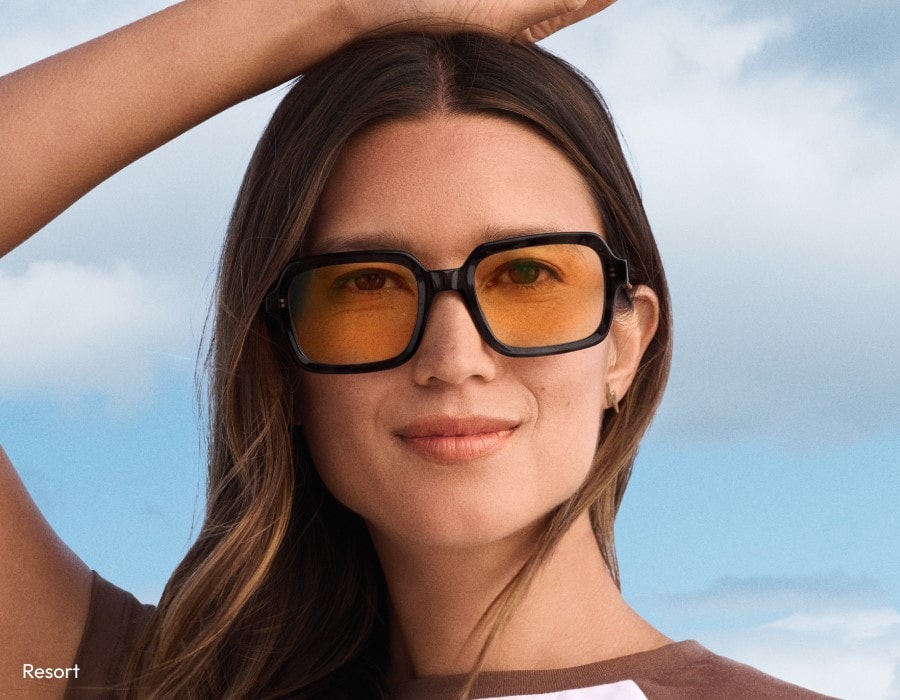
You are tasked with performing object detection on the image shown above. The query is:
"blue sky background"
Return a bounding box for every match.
[1,1,898,697]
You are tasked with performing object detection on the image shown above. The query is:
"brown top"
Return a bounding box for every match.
[393,641,839,699]
[64,571,154,699]
[64,572,839,699]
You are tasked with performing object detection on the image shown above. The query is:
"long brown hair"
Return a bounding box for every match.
[125,30,672,699]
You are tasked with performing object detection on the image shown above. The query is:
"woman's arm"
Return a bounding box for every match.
[0,0,353,256]
[0,445,91,699]
[0,0,614,257]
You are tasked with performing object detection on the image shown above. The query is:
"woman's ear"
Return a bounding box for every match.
[605,285,660,402]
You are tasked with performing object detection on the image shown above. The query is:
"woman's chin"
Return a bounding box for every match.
[365,496,553,556]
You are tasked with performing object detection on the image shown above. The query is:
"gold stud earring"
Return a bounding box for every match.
[606,384,620,414]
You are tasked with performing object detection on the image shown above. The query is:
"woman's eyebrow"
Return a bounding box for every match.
[311,224,571,255]
[312,230,408,254]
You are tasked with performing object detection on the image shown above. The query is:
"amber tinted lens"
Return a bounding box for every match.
[288,262,419,364]
[474,243,605,347]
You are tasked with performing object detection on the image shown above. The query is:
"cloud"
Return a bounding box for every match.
[0,260,190,406]
[703,607,900,700]
[727,0,900,118]
[547,0,900,446]
[889,664,900,700]
[664,573,890,618]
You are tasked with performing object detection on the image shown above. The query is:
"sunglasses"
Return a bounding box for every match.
[264,232,629,373]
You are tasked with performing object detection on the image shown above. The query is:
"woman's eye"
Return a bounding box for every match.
[502,260,555,285]
[337,269,406,292]
[352,272,388,290]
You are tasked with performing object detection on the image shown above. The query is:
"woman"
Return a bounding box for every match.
[0,1,836,698]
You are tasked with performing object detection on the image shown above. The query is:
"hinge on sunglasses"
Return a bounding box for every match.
[264,295,286,315]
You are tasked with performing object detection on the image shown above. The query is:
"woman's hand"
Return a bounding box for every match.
[514,0,618,42]
[344,0,617,43]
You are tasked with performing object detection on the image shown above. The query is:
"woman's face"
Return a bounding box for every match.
[297,114,653,551]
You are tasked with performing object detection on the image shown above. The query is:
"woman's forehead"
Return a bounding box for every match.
[306,114,603,262]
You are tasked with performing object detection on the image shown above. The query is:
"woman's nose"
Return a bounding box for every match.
[409,291,498,386]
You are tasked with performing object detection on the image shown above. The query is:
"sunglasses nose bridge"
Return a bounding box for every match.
[427,267,462,293]
[421,266,483,337]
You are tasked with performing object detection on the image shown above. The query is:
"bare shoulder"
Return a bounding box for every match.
[0,445,92,699]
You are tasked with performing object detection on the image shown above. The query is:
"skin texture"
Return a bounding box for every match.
[298,114,664,678]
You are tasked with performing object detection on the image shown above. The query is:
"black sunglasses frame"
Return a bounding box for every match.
[263,231,629,374]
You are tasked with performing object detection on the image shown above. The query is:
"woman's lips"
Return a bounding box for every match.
[396,416,519,463]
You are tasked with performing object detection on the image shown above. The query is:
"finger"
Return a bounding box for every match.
[502,0,587,32]
[444,0,591,38]
[516,0,617,42]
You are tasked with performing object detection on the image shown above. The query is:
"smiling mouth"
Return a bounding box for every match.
[396,416,519,463]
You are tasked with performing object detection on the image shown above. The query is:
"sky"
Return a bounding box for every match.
[1,1,898,697]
